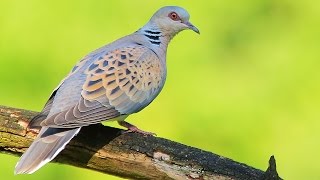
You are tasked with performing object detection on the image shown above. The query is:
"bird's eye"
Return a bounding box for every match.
[168,12,180,21]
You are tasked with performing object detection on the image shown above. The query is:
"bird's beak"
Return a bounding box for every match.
[184,21,200,34]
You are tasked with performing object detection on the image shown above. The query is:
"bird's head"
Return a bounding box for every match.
[148,6,200,37]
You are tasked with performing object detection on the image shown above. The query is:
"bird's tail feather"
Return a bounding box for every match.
[15,127,81,174]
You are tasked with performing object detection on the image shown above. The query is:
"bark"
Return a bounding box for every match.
[0,105,282,180]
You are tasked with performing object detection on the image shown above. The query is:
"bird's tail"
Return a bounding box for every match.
[15,127,81,174]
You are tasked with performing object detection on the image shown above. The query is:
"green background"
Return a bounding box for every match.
[1,0,319,179]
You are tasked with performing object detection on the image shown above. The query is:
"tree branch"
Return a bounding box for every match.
[0,105,282,180]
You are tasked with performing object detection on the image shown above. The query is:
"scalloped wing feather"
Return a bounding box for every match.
[38,45,164,128]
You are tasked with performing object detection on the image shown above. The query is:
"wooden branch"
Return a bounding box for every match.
[0,105,282,180]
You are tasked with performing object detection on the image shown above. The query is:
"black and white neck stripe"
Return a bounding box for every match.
[143,30,162,45]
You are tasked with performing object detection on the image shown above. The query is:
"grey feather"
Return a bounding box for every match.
[28,88,58,128]
[15,127,80,174]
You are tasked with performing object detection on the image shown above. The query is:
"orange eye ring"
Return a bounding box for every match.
[168,12,180,21]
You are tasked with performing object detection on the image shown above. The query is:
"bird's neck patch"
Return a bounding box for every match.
[143,30,162,45]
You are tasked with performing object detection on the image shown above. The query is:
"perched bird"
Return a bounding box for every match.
[15,6,199,174]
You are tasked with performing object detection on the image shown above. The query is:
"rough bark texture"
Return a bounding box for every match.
[0,105,282,180]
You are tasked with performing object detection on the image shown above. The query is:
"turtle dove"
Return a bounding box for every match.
[15,6,199,174]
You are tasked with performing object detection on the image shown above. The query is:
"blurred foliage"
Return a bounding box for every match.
[1,0,320,179]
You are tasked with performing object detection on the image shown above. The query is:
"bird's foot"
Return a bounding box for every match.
[124,126,156,136]
[118,121,156,136]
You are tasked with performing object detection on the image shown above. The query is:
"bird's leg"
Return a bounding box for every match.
[118,121,156,136]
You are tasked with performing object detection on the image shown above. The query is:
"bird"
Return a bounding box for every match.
[15,6,199,174]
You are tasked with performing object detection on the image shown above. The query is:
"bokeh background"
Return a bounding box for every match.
[1,0,319,179]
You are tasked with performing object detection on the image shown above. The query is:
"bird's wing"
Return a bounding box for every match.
[39,45,165,128]
[28,56,91,128]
